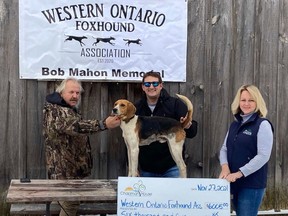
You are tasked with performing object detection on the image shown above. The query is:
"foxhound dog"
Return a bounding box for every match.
[112,94,193,178]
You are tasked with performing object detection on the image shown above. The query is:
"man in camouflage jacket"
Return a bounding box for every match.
[43,77,120,216]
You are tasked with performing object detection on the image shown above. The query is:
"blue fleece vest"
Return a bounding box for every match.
[226,113,271,191]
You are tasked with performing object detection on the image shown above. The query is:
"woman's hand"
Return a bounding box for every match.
[219,164,231,179]
[225,171,243,182]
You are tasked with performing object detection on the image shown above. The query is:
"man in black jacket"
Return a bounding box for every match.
[135,71,198,177]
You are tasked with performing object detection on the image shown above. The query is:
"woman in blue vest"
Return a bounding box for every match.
[219,84,273,216]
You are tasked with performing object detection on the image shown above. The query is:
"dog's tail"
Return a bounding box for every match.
[176,94,193,127]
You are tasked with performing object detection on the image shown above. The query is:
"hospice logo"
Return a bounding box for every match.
[243,129,252,136]
[120,180,152,197]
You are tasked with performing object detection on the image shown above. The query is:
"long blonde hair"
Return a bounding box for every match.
[231,84,267,117]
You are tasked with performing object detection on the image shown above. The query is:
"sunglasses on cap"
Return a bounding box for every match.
[143,82,160,87]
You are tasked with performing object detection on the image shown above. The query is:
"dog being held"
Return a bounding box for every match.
[112,94,193,178]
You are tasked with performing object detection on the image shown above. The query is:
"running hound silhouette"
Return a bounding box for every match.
[123,39,142,46]
[92,36,115,46]
[64,35,87,46]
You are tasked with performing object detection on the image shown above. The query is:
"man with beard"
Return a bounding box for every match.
[43,77,120,216]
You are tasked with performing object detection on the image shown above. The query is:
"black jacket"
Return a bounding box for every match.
[135,88,198,173]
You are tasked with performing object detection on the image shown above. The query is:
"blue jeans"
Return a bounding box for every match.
[140,165,179,177]
[232,188,265,216]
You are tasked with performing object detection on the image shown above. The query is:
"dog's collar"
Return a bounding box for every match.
[123,115,135,123]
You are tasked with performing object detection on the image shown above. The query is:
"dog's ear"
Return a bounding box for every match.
[125,101,136,119]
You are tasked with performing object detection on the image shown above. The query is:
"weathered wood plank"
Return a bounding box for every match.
[254,0,280,209]
[272,0,288,211]
[232,0,256,84]
[6,179,117,203]
[186,0,206,178]
[205,0,235,178]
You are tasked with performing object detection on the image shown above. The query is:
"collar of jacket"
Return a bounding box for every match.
[234,112,259,124]
[46,92,78,112]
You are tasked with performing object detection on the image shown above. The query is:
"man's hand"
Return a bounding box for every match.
[105,116,120,129]
[180,114,192,129]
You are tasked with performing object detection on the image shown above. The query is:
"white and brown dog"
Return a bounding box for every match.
[112,94,193,178]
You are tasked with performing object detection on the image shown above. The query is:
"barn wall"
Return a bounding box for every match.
[1,0,288,213]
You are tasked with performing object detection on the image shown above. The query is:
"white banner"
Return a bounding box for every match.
[19,0,188,82]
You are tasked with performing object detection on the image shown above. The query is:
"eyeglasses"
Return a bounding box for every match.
[143,82,160,87]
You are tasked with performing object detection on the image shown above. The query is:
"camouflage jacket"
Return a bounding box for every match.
[43,92,105,179]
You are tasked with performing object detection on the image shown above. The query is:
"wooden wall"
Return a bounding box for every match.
[1,0,288,214]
